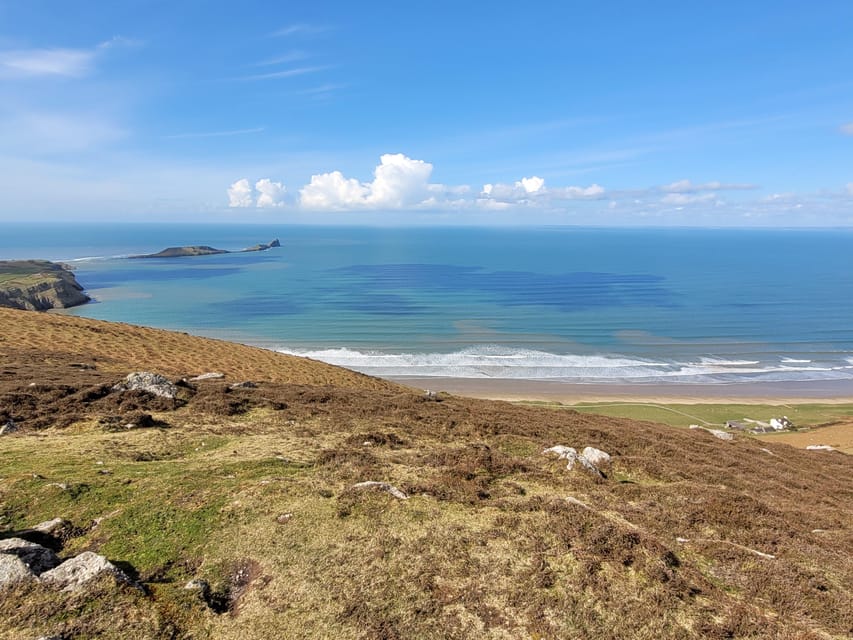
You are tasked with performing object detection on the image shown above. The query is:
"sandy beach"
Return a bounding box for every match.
[392,376,853,404]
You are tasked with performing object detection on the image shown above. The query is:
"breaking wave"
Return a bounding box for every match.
[276,345,853,383]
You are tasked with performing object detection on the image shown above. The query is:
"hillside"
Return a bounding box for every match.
[0,308,851,639]
[0,261,90,311]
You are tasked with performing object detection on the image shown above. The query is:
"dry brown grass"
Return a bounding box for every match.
[0,307,397,390]
[757,421,853,454]
[0,308,851,639]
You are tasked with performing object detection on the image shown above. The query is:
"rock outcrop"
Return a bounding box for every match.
[0,538,61,574]
[40,551,136,592]
[0,554,36,586]
[113,372,178,399]
[0,260,90,311]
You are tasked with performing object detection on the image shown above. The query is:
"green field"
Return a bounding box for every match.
[524,401,853,429]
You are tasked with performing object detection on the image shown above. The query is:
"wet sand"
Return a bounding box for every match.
[392,377,853,404]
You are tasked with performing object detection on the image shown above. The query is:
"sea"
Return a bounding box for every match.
[2,223,853,385]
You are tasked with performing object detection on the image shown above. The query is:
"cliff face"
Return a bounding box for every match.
[0,261,90,311]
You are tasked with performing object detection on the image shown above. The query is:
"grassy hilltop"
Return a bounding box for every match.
[0,307,851,639]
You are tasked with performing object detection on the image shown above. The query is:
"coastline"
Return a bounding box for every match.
[390,376,853,404]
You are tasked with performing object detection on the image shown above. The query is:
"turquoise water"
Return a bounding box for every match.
[2,223,853,383]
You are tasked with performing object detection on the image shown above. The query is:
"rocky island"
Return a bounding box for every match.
[0,260,90,311]
[130,238,280,259]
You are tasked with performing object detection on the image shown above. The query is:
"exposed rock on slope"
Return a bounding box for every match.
[0,261,90,311]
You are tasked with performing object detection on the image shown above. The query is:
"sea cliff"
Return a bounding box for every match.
[0,260,90,311]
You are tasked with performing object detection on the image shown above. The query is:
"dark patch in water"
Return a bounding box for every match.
[329,264,676,312]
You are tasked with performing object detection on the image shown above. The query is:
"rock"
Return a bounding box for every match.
[184,578,211,597]
[581,447,611,467]
[689,425,734,441]
[351,481,408,500]
[114,372,177,399]
[0,420,16,435]
[229,381,257,390]
[40,551,135,592]
[543,445,578,460]
[189,372,225,381]
[543,445,604,477]
[806,445,835,451]
[0,554,36,586]
[0,538,61,574]
[32,517,72,536]
[275,513,293,524]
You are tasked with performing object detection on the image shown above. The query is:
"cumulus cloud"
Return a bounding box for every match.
[480,176,603,205]
[255,179,286,207]
[300,154,434,210]
[841,123,853,135]
[227,179,253,208]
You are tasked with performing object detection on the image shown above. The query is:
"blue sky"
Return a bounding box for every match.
[1,0,852,225]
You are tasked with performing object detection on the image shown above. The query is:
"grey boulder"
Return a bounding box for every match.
[0,537,61,574]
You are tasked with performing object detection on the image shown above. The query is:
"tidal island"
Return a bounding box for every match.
[129,238,280,259]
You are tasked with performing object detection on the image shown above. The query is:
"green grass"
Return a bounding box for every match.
[523,401,853,428]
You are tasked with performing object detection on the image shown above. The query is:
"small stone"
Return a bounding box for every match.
[276,513,293,524]
[0,420,17,435]
[189,372,225,381]
[806,445,835,451]
[351,481,408,500]
[229,381,257,390]
[184,578,211,596]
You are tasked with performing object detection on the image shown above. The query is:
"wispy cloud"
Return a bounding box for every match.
[0,37,139,78]
[291,83,347,97]
[841,122,853,135]
[252,51,307,67]
[238,66,330,81]
[661,179,757,193]
[272,24,333,37]
[0,47,95,77]
[164,127,265,140]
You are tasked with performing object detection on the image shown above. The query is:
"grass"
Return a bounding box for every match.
[530,400,853,428]
[0,308,851,639]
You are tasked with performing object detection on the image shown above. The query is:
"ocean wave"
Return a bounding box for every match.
[276,345,853,382]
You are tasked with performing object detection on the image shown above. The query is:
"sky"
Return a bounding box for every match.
[0,0,852,226]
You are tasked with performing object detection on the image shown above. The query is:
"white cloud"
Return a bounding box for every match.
[255,178,286,207]
[227,179,253,207]
[552,184,605,199]
[840,123,853,135]
[299,154,434,210]
[480,176,603,205]
[0,47,94,77]
[240,66,329,81]
[846,183,853,196]
[662,179,755,193]
[519,176,545,193]
[661,192,718,206]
